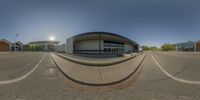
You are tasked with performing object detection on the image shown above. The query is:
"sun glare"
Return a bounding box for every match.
[49,36,55,41]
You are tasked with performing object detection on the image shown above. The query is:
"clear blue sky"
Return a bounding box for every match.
[0,0,200,47]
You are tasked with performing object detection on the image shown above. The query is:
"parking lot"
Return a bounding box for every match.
[0,51,200,100]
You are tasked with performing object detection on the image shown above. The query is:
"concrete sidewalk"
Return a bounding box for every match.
[54,52,143,66]
[51,53,146,85]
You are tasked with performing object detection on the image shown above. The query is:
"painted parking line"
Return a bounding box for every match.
[0,54,46,85]
[150,52,200,85]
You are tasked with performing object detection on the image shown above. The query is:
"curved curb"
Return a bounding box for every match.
[54,52,144,67]
[51,53,146,86]
[0,54,46,85]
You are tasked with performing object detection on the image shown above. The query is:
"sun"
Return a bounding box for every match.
[49,36,55,41]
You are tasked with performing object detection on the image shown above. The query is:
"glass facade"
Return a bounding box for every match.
[174,41,195,51]
[103,40,125,53]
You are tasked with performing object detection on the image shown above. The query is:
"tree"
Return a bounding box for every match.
[149,46,158,51]
[141,45,159,51]
[23,44,32,51]
[161,43,175,51]
[141,45,149,51]
[24,44,41,51]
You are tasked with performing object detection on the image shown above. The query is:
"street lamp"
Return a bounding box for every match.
[15,34,19,52]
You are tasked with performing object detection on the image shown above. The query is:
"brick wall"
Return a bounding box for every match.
[0,42,10,51]
[196,43,200,51]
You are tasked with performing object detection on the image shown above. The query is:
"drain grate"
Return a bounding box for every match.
[45,67,58,76]
[47,67,56,74]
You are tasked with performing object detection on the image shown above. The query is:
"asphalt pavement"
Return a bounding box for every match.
[0,51,200,100]
[0,52,44,81]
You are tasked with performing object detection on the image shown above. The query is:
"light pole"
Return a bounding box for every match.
[194,40,197,52]
[15,34,19,52]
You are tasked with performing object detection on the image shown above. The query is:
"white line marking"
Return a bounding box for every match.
[150,52,200,85]
[0,54,46,85]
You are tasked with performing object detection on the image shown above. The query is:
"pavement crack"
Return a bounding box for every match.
[9,74,14,79]
[98,66,103,82]
[172,59,193,76]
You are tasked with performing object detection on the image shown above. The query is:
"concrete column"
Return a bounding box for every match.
[9,44,11,52]
[137,44,140,52]
[21,45,24,51]
[194,41,196,52]
[66,38,74,54]
[45,43,48,51]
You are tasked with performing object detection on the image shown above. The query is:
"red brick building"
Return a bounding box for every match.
[0,39,11,52]
[196,41,200,51]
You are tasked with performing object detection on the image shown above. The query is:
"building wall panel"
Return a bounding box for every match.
[66,38,74,53]
[75,40,100,50]
[124,43,134,53]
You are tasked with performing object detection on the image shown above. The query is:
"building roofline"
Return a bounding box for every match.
[68,31,139,45]
[173,41,194,45]
[0,39,11,44]
[12,41,24,45]
[196,40,200,43]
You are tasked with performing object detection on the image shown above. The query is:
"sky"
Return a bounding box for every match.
[0,0,200,47]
